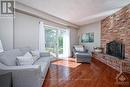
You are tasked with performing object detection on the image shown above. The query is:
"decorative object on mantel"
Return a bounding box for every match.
[93,47,103,53]
[0,40,4,53]
[81,32,94,43]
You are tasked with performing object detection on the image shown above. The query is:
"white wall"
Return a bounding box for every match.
[78,22,101,51]
[70,28,78,56]
[14,12,39,49]
[70,28,78,49]
[15,12,78,53]
[0,16,13,50]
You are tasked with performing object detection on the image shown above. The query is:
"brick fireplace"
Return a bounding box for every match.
[101,3,130,60]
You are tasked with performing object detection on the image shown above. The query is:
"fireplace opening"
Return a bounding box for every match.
[106,40,125,59]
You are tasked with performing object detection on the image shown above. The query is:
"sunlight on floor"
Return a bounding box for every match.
[51,58,81,68]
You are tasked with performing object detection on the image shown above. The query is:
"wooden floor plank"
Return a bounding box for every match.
[42,58,130,87]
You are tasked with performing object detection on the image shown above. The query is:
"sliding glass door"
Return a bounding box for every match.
[44,26,58,57]
[39,22,70,59]
[57,30,64,57]
[44,25,70,58]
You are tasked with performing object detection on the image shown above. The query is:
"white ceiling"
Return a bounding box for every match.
[16,0,130,26]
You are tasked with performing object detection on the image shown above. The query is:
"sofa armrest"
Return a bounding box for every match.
[2,65,42,87]
[5,65,40,70]
[40,52,50,57]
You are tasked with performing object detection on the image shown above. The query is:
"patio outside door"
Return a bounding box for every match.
[44,25,67,58]
[44,25,58,57]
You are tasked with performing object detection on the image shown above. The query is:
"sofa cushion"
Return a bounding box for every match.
[34,61,50,78]
[40,52,50,57]
[0,49,23,66]
[35,57,50,63]
[0,62,8,69]
[24,52,33,57]
[19,48,31,55]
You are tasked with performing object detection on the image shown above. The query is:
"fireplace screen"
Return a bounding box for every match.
[106,40,125,59]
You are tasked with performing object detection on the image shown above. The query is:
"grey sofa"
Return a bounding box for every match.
[73,45,92,63]
[0,48,50,87]
[0,71,13,87]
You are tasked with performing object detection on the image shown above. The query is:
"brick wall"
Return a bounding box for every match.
[101,4,130,59]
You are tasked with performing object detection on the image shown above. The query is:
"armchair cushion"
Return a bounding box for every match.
[73,45,85,52]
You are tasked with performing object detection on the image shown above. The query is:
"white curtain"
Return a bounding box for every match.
[39,22,45,52]
[0,40,4,53]
[63,29,71,58]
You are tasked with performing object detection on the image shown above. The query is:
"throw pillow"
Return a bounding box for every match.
[30,50,40,62]
[16,56,34,66]
[24,52,33,57]
[16,52,34,66]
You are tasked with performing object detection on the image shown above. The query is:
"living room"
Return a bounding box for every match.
[0,0,130,87]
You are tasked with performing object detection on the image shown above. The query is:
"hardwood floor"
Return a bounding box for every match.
[42,58,130,87]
